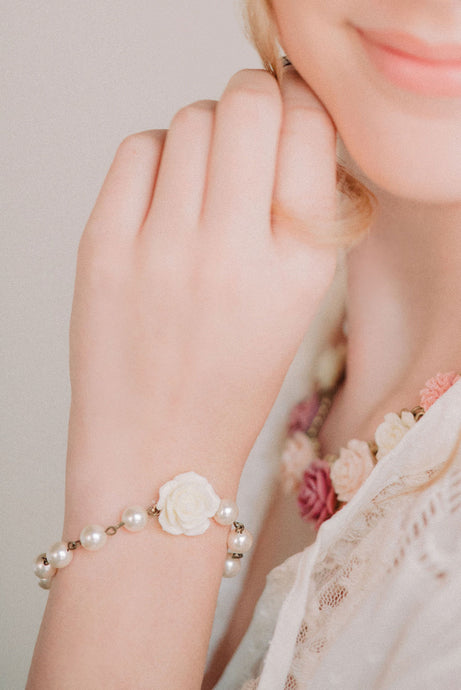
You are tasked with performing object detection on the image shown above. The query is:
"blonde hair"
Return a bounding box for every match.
[240,0,461,493]
[240,0,378,251]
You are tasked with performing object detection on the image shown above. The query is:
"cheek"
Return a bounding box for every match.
[330,85,461,204]
[273,6,461,203]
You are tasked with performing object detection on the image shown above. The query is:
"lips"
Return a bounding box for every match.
[354,26,461,97]
[356,27,461,63]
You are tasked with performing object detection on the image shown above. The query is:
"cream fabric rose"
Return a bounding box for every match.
[375,410,416,461]
[156,471,221,536]
[280,431,318,495]
[330,439,374,502]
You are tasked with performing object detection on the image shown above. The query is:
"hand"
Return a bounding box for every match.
[68,65,338,476]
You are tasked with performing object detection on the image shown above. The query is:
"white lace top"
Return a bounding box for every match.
[215,375,461,689]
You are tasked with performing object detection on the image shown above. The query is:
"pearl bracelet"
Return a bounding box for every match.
[33,471,253,589]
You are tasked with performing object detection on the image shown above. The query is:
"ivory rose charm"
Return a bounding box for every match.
[156,471,221,536]
[330,439,375,502]
[375,410,416,461]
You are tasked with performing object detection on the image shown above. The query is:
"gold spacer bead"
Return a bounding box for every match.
[324,453,338,466]
[368,440,378,456]
[411,405,425,421]
[67,540,81,551]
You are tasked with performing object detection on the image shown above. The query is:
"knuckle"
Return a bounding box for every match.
[116,130,165,161]
[221,69,282,118]
[227,68,280,94]
[170,100,215,132]
[220,85,281,124]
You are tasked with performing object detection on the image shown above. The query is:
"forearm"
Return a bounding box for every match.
[26,409,248,690]
[26,61,341,690]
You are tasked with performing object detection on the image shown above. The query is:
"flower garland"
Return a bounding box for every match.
[280,339,461,531]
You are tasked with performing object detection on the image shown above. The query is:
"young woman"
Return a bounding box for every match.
[27,1,461,688]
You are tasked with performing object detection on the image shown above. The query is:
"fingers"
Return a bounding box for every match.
[141,100,217,238]
[271,65,338,243]
[200,69,283,240]
[97,65,337,264]
[83,130,167,244]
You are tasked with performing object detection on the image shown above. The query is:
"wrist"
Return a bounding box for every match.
[63,404,248,534]
[36,468,253,590]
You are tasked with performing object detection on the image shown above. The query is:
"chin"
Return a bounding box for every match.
[337,131,461,205]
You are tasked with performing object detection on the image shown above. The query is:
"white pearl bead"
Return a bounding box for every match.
[223,554,241,578]
[46,541,73,569]
[80,524,107,551]
[121,505,148,532]
[227,528,253,554]
[38,577,53,590]
[34,553,56,579]
[214,499,239,526]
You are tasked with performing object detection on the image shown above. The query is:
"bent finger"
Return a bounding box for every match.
[141,100,216,240]
[84,130,166,244]
[272,66,337,243]
[201,69,283,240]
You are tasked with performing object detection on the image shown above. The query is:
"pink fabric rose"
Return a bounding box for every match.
[419,371,461,412]
[297,459,337,531]
[280,431,317,495]
[330,439,375,503]
[288,393,320,435]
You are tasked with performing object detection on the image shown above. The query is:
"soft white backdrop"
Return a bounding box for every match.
[2,2,345,687]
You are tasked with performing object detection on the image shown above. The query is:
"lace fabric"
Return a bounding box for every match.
[216,377,461,690]
[281,462,461,690]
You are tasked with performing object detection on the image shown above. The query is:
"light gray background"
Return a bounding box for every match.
[2,2,345,687]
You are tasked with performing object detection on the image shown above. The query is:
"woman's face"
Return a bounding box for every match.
[271,0,461,203]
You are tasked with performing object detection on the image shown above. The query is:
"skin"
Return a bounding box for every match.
[26,56,340,690]
[26,2,461,688]
[270,0,461,454]
[205,1,461,684]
